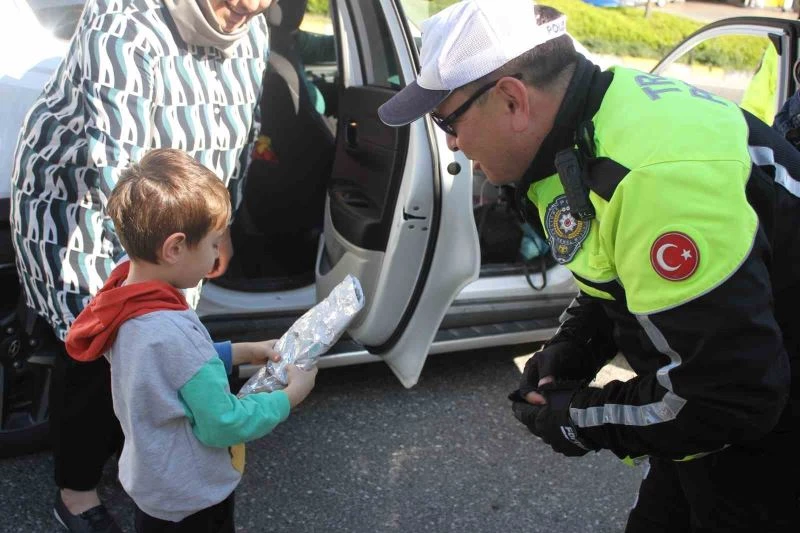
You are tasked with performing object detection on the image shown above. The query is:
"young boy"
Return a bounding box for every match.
[65,148,317,532]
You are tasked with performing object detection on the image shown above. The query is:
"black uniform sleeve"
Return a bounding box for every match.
[570,229,790,460]
[541,292,618,379]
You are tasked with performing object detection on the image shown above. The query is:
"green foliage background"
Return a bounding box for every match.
[543,0,765,70]
[307,0,330,15]
[306,0,766,71]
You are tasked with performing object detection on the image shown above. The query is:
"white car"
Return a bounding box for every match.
[0,0,794,458]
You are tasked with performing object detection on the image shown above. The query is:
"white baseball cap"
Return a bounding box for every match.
[378,0,566,127]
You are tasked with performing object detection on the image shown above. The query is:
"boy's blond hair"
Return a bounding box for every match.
[108,149,231,263]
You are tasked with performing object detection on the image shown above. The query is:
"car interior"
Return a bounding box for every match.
[213,0,556,295]
[14,0,557,298]
[214,0,338,292]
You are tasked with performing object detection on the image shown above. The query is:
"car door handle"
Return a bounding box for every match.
[345,120,358,149]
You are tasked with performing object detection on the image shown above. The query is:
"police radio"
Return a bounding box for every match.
[554,148,595,221]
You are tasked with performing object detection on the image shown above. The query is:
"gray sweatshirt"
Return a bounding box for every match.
[107,309,290,521]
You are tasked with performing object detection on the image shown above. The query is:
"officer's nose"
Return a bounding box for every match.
[446,134,459,153]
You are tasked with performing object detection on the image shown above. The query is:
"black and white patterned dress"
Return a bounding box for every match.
[10,0,268,339]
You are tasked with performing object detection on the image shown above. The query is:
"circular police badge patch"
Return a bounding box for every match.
[650,232,699,281]
[545,195,590,264]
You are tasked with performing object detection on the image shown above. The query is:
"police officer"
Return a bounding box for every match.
[378,1,799,531]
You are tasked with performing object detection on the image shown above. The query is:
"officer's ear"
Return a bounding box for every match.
[495,76,530,132]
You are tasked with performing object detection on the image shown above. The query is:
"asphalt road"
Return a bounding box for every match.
[0,345,643,533]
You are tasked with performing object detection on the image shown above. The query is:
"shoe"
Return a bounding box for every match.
[54,491,123,533]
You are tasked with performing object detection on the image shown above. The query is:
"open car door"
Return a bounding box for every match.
[651,17,800,122]
[316,0,480,388]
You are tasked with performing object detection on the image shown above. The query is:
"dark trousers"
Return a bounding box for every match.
[134,491,235,533]
[50,335,123,490]
[625,405,800,533]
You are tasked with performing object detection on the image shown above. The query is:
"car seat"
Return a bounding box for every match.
[222,0,336,289]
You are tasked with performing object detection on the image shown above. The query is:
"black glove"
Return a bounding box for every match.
[518,342,597,397]
[509,382,595,457]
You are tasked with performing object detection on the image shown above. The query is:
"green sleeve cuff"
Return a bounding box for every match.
[179,358,291,447]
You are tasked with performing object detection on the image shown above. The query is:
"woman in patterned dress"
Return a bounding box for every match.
[9,1,274,531]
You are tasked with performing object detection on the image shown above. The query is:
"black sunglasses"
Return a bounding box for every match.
[431,73,523,136]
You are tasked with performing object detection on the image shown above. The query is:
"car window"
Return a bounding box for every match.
[299,1,338,120]
[299,1,337,67]
[657,35,771,109]
[397,0,449,28]
[398,0,448,50]
[351,0,401,89]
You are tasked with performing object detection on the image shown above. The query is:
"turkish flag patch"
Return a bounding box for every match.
[650,232,699,281]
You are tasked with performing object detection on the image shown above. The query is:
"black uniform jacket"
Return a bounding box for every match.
[519,55,800,461]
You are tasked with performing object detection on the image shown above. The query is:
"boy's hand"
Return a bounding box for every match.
[284,364,318,408]
[249,339,282,366]
[232,340,282,367]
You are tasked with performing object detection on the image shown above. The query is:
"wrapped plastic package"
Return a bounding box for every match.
[237,274,365,397]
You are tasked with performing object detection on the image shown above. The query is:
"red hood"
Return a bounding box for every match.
[65,262,189,361]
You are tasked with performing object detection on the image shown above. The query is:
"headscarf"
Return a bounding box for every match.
[163,0,251,56]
